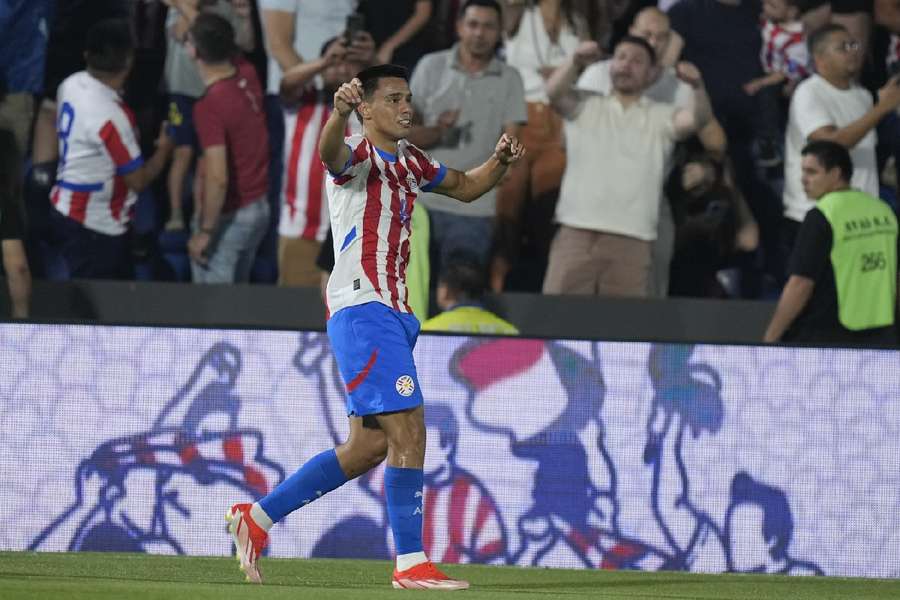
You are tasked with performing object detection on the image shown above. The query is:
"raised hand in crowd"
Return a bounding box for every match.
[573,40,603,69]
[346,31,376,66]
[675,61,704,89]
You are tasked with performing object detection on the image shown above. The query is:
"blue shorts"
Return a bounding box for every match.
[168,94,197,148]
[327,301,424,417]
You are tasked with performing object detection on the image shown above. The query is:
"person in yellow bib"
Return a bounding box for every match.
[421,251,518,335]
[765,140,898,346]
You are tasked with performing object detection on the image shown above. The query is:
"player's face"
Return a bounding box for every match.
[457,6,501,60]
[610,43,652,95]
[801,154,843,200]
[364,77,414,140]
[629,13,670,57]
[728,504,777,572]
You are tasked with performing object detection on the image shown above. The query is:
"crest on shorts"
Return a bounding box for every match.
[395,375,415,397]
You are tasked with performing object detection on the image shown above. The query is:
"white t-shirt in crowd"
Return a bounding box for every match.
[783,74,879,222]
[557,95,678,241]
[504,6,580,104]
[259,0,357,94]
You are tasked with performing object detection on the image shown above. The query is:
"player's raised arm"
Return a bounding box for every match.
[434,134,525,203]
[319,78,361,174]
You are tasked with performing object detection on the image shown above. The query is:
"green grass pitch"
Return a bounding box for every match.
[1,552,898,599]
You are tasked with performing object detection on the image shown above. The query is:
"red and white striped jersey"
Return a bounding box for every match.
[324,135,446,317]
[279,90,362,241]
[51,71,143,235]
[760,19,809,82]
[888,34,900,71]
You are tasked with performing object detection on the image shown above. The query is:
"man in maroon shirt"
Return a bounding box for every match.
[187,12,270,283]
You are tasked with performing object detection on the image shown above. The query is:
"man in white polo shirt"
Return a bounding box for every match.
[576,7,727,298]
[782,23,900,251]
[543,35,712,297]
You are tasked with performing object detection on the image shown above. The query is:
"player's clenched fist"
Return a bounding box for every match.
[334,78,364,117]
[493,134,525,166]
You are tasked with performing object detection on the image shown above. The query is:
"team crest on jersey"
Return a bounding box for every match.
[395,375,415,397]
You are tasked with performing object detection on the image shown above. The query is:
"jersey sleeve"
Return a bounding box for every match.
[327,134,371,179]
[98,106,143,176]
[193,98,227,149]
[405,143,446,192]
[789,207,832,281]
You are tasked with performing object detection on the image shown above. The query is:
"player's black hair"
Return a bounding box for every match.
[801,140,853,182]
[439,251,488,302]
[356,64,410,99]
[84,18,134,74]
[808,23,848,56]
[615,34,657,65]
[459,0,503,21]
[190,13,238,64]
[728,472,794,560]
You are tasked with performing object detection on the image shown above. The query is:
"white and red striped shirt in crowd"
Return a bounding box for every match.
[51,71,143,236]
[278,89,361,242]
[760,19,809,82]
[888,34,900,71]
[324,134,446,317]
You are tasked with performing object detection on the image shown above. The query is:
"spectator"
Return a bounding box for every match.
[276,36,372,287]
[421,250,518,333]
[667,146,760,297]
[765,140,898,345]
[782,24,900,251]
[0,0,52,155]
[48,19,173,280]
[161,0,255,232]
[360,0,434,71]
[743,0,812,167]
[186,13,270,284]
[260,0,369,282]
[577,6,729,297]
[260,0,375,286]
[668,0,786,294]
[278,37,372,286]
[543,36,712,297]
[407,0,527,281]
[0,122,32,318]
[493,0,587,293]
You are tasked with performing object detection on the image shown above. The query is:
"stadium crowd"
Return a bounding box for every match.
[1,0,899,324]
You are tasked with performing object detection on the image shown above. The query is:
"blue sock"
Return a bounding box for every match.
[259,448,348,523]
[384,466,425,555]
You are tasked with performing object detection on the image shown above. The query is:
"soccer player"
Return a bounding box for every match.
[225,64,524,590]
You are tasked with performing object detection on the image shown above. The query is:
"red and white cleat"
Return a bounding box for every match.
[392,561,470,591]
[226,503,268,584]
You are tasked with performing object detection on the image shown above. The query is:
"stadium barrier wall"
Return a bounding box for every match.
[0,278,780,343]
[1,322,897,578]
